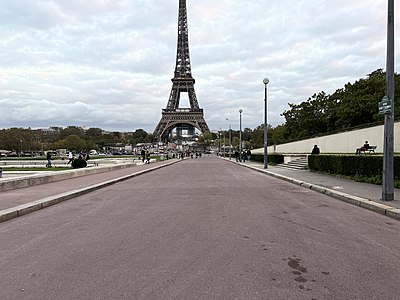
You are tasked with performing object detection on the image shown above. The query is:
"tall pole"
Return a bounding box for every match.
[239,109,243,162]
[263,78,269,169]
[223,126,225,157]
[383,0,395,201]
[228,121,232,160]
[219,128,222,155]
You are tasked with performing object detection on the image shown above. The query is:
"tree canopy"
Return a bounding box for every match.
[276,69,397,143]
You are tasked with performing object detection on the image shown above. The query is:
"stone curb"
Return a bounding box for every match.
[0,160,180,224]
[227,159,400,221]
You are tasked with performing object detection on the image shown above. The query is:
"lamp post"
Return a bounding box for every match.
[226,118,232,159]
[229,123,232,160]
[222,126,225,157]
[218,128,221,155]
[383,0,395,201]
[263,78,269,169]
[239,109,243,162]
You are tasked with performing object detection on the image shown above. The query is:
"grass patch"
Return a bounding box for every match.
[0,157,49,161]
[2,167,72,172]
[352,174,400,188]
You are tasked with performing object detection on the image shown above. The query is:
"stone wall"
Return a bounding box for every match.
[253,122,400,154]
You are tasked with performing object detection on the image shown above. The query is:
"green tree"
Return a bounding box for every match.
[85,128,103,142]
[269,124,287,145]
[331,69,386,129]
[131,129,148,146]
[198,132,214,150]
[232,136,240,148]
[0,128,32,152]
[282,91,329,140]
[56,134,86,151]
[278,69,398,142]
[60,126,84,140]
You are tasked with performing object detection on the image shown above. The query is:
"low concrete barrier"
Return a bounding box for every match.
[0,163,136,192]
[0,158,139,168]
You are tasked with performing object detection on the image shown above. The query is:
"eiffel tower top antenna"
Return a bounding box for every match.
[153,0,210,141]
[174,0,193,79]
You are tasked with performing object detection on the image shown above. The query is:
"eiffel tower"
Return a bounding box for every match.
[153,0,210,141]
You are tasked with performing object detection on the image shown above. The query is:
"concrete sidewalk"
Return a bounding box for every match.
[231,158,400,220]
[0,159,180,223]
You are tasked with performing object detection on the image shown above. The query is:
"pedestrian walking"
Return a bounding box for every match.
[67,151,74,164]
[234,150,239,162]
[141,149,146,162]
[246,149,251,161]
[46,151,52,168]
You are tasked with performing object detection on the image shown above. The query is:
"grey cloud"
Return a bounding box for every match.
[0,0,396,132]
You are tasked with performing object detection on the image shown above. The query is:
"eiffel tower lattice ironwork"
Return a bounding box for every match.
[153,0,210,141]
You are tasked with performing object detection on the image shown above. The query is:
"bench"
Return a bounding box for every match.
[360,145,377,154]
[86,161,99,167]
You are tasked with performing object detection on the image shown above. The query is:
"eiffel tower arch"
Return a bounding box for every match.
[153,0,210,142]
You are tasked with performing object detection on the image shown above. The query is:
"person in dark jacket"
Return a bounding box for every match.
[311,145,320,155]
[46,151,52,168]
[141,149,146,162]
[356,141,369,154]
[234,150,239,162]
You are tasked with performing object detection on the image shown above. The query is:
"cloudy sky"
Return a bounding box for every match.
[0,0,399,133]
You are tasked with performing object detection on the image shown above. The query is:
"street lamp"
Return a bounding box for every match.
[229,123,232,160]
[263,78,269,169]
[222,126,225,157]
[239,109,243,162]
[226,118,231,159]
[218,129,221,155]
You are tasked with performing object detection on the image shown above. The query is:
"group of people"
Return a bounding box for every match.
[311,141,373,155]
[46,151,91,168]
[311,140,372,155]
[234,149,251,162]
[66,151,91,164]
[140,149,151,164]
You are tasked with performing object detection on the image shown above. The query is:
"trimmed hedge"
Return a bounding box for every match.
[308,155,400,178]
[251,153,284,164]
[71,158,87,169]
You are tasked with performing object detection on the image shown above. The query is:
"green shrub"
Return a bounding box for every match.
[308,154,400,178]
[71,158,87,169]
[353,174,382,185]
[251,153,284,164]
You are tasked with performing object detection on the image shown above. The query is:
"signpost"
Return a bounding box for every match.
[379,96,392,114]
[382,0,395,201]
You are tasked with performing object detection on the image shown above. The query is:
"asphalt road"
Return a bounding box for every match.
[0,157,399,300]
